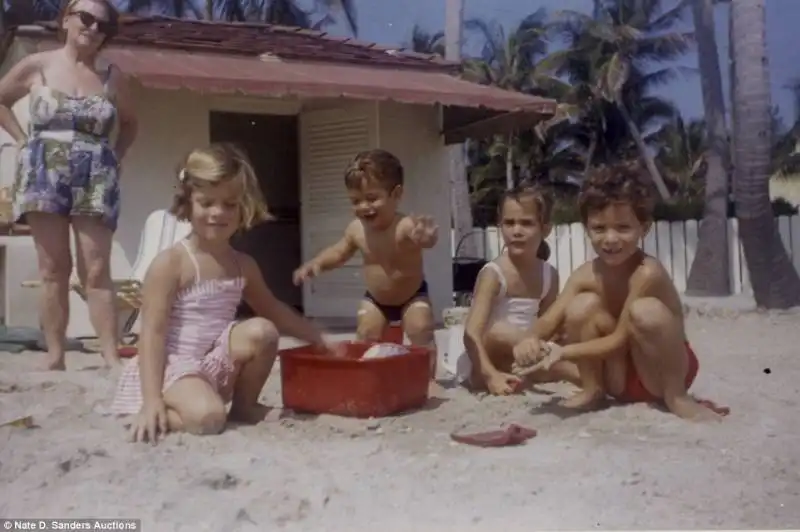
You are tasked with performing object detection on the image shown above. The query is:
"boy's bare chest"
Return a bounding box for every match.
[357,233,415,266]
[595,279,629,317]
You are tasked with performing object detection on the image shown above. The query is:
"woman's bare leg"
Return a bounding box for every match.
[27,213,72,370]
[627,297,721,421]
[227,318,280,424]
[72,216,120,368]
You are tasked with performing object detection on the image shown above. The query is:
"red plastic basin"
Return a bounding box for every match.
[279,341,432,418]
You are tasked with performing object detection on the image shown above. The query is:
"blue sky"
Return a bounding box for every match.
[306,0,800,124]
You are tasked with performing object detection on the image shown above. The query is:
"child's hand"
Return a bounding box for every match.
[526,344,564,373]
[318,340,347,357]
[513,337,545,367]
[292,262,320,286]
[408,215,439,246]
[486,371,522,396]
[130,398,169,445]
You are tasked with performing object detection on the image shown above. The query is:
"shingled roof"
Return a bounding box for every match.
[26,16,459,72]
[16,17,556,142]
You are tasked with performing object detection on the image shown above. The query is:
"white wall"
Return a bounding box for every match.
[0,55,453,332]
[375,101,452,321]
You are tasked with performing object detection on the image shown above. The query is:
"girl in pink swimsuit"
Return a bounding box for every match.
[113,144,335,443]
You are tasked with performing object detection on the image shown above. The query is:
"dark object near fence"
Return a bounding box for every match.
[453,231,488,305]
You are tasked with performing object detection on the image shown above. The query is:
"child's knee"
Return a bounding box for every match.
[628,297,673,335]
[357,306,386,341]
[194,409,227,435]
[239,318,280,353]
[484,322,523,351]
[403,303,434,344]
[182,399,227,435]
[356,321,384,341]
[404,316,433,339]
[565,293,603,326]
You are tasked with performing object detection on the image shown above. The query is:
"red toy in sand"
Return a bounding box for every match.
[450,424,538,447]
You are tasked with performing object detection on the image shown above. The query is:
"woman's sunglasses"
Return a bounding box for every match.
[72,10,113,35]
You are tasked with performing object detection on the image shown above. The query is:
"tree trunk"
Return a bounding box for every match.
[616,101,671,200]
[731,0,800,308]
[728,0,736,187]
[685,0,732,296]
[584,136,597,173]
[445,0,478,259]
[506,134,514,190]
[0,5,15,69]
[205,0,214,19]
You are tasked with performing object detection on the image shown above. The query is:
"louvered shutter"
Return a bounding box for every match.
[300,107,373,317]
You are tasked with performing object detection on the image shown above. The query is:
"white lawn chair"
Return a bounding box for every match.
[21,209,191,343]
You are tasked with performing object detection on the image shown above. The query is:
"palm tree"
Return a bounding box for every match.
[244,0,356,32]
[685,0,732,296]
[125,0,358,33]
[1,0,62,68]
[125,0,203,18]
[730,0,800,308]
[406,25,444,57]
[543,0,692,200]
[0,5,13,71]
[445,0,479,262]
[461,10,550,190]
[650,113,707,197]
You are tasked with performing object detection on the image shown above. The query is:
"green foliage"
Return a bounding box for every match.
[548,197,799,225]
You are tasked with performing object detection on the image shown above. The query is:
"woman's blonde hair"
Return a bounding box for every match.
[58,0,120,47]
[170,143,272,230]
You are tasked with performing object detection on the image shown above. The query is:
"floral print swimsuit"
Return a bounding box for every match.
[13,65,121,231]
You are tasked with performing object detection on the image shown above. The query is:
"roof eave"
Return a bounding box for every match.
[442,105,556,145]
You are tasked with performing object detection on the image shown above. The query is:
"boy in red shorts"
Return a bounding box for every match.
[513,162,721,421]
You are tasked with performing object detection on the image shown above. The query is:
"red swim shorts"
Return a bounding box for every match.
[614,341,699,403]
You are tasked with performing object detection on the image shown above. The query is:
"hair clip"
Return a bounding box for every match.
[178,169,187,182]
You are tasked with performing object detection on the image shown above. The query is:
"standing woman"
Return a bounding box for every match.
[0,0,138,370]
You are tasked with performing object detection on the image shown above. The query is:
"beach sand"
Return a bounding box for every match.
[1,310,799,531]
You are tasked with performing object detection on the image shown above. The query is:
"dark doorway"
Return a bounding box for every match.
[209,111,303,312]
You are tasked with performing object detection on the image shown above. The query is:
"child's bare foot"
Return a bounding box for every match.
[561,388,605,410]
[228,403,271,425]
[44,354,66,371]
[668,395,723,422]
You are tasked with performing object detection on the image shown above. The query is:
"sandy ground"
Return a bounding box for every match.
[2,310,800,531]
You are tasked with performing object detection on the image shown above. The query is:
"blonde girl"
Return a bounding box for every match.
[113,144,333,443]
[462,186,579,395]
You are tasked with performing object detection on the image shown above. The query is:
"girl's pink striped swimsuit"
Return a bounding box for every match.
[112,240,244,414]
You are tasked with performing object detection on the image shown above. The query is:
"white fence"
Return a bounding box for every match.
[452,216,800,294]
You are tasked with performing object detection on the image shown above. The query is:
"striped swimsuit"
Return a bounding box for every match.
[112,240,245,415]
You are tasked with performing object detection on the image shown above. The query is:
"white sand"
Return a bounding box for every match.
[1,311,800,531]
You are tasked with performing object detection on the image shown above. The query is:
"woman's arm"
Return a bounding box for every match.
[110,66,138,162]
[137,249,182,403]
[241,254,327,347]
[0,55,40,144]
[463,267,502,381]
